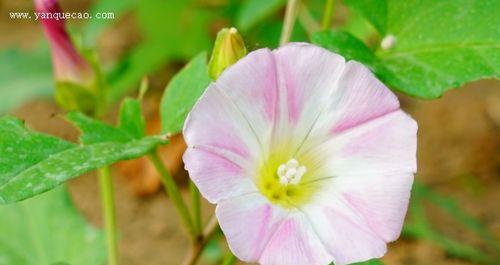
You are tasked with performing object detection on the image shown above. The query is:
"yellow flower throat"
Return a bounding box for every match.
[257,151,318,208]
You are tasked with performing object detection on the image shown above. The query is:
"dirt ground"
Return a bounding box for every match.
[2,1,500,265]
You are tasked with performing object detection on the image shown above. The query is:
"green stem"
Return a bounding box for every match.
[98,167,118,265]
[221,252,236,265]
[298,3,320,36]
[149,150,195,236]
[182,216,219,265]
[279,0,300,46]
[321,0,335,31]
[190,181,202,236]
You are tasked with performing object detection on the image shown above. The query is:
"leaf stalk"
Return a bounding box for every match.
[280,0,300,46]
[321,0,335,30]
[149,150,195,236]
[98,166,119,265]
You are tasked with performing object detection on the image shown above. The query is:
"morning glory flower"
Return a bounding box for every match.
[34,0,94,85]
[34,0,103,114]
[183,43,417,265]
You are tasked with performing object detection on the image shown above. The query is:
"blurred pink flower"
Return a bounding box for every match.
[184,43,417,265]
[34,0,93,85]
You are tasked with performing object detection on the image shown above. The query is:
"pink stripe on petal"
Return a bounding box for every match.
[184,84,261,163]
[204,131,250,159]
[216,48,278,143]
[285,79,300,123]
[272,43,345,149]
[338,173,414,242]
[329,61,400,134]
[302,194,387,265]
[299,111,417,179]
[216,194,287,262]
[259,211,333,265]
[340,119,399,156]
[336,111,417,175]
[183,148,257,203]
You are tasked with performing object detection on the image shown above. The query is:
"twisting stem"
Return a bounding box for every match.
[149,150,195,236]
[280,0,300,46]
[189,181,202,236]
[182,216,219,265]
[321,0,335,30]
[98,167,118,265]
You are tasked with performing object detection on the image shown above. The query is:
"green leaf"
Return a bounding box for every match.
[0,185,106,265]
[0,47,53,114]
[312,31,377,65]
[0,117,75,186]
[160,52,211,134]
[66,112,132,144]
[312,30,400,86]
[318,0,500,98]
[0,116,166,204]
[340,7,378,42]
[67,97,146,143]
[343,0,387,35]
[236,0,286,32]
[118,98,145,139]
[54,82,99,115]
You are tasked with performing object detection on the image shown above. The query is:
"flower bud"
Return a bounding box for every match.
[208,27,247,80]
[34,0,100,114]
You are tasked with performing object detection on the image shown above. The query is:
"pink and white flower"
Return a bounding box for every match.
[34,0,93,85]
[183,43,417,265]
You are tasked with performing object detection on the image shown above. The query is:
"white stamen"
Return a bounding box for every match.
[286,158,299,169]
[277,164,287,177]
[296,166,306,178]
[285,168,297,178]
[277,158,307,185]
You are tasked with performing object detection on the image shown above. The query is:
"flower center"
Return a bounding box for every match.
[257,154,316,209]
[277,158,306,185]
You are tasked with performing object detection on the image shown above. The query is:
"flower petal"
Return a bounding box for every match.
[271,43,345,150]
[328,60,401,134]
[258,211,333,265]
[215,48,279,151]
[215,194,287,262]
[184,84,261,162]
[335,173,414,242]
[299,110,417,180]
[301,60,401,149]
[216,194,332,265]
[296,110,416,264]
[183,147,257,203]
[301,192,387,265]
[184,84,263,203]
